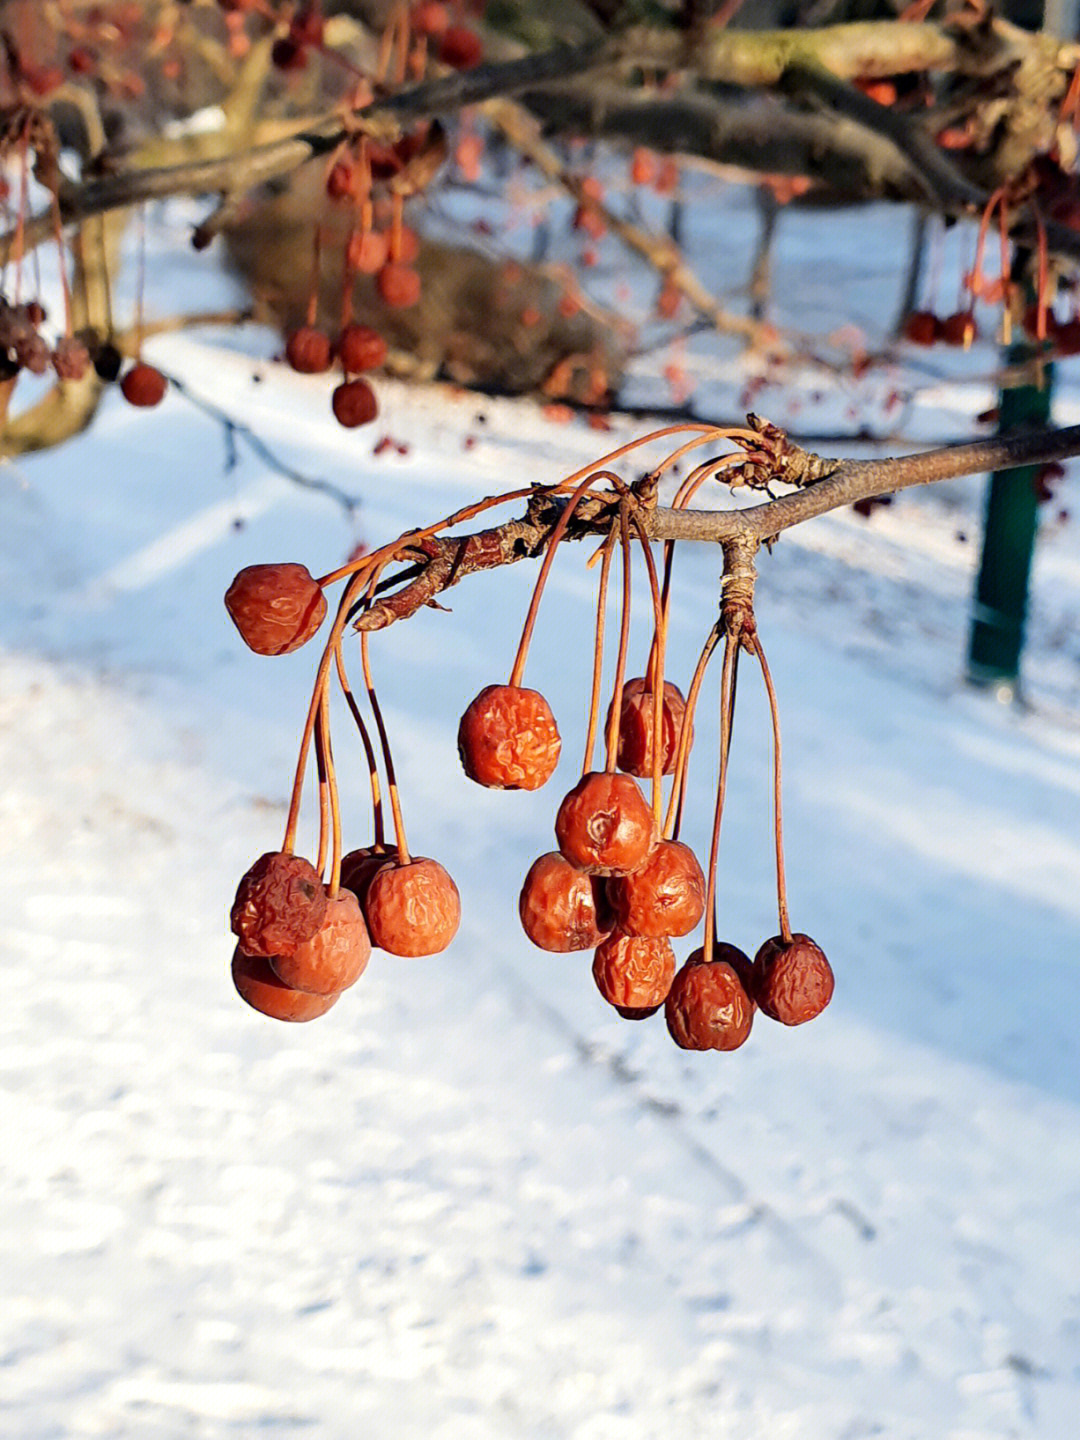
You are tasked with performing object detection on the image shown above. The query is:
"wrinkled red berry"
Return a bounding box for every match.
[120,362,167,407]
[940,312,977,348]
[592,932,675,1011]
[337,324,387,374]
[285,326,332,374]
[607,839,705,938]
[608,677,690,777]
[365,857,460,956]
[270,890,371,995]
[665,945,754,1050]
[332,378,379,428]
[518,851,611,952]
[376,263,421,308]
[753,933,834,1025]
[231,851,328,958]
[225,562,327,655]
[458,684,561,790]
[232,947,339,1021]
[339,843,400,908]
[555,771,657,876]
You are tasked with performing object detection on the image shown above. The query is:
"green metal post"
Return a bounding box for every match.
[966,346,1053,698]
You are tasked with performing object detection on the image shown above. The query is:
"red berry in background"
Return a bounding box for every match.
[752,933,834,1025]
[439,25,483,69]
[285,326,332,374]
[608,677,690,777]
[555,771,657,876]
[518,851,612,952]
[52,336,91,381]
[120,362,168,407]
[1055,319,1080,356]
[630,148,655,186]
[412,1,450,36]
[232,948,339,1021]
[665,946,754,1051]
[377,262,422,308]
[364,857,461,955]
[592,932,676,1012]
[903,310,939,346]
[337,324,387,374]
[607,839,705,938]
[458,684,562,790]
[940,311,977,348]
[332,378,379,428]
[225,562,327,655]
[326,157,358,200]
[339,843,400,907]
[231,851,328,958]
[270,890,371,995]
[346,229,388,274]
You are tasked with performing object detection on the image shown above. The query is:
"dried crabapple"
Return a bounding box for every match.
[224,562,328,655]
[120,362,168,407]
[232,947,339,1021]
[231,851,328,958]
[903,310,939,346]
[555,771,657,876]
[592,932,675,1012]
[752,933,834,1026]
[608,677,690,777]
[940,312,977,348]
[337,324,387,374]
[332,378,379,428]
[339,843,400,908]
[270,890,371,995]
[285,326,332,374]
[365,857,461,956]
[607,839,705,938]
[457,684,561,790]
[518,851,611,952]
[377,263,422,309]
[665,946,754,1051]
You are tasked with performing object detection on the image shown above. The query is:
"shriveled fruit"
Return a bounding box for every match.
[376,263,421,308]
[665,947,754,1050]
[270,890,371,995]
[232,948,339,1021]
[230,850,328,957]
[225,562,327,655]
[608,677,690,777]
[337,324,387,374]
[592,932,675,1011]
[752,933,834,1025]
[940,311,977,348]
[555,771,657,876]
[332,378,378,428]
[458,684,561,790]
[518,851,611,952]
[120,362,167,407]
[339,843,400,908]
[607,839,705,938]
[903,310,939,347]
[365,856,460,956]
[285,326,332,374]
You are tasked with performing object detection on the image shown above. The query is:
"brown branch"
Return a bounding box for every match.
[355,420,1080,630]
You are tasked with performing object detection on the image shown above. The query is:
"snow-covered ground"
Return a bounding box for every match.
[2,198,1080,1439]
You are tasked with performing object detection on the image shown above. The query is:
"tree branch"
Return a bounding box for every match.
[354,419,1080,630]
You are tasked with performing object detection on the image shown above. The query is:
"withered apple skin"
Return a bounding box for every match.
[752,933,834,1025]
[365,857,461,956]
[519,851,610,952]
[555,771,657,876]
[458,684,561,790]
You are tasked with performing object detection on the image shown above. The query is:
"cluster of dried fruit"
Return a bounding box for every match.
[224,423,833,1054]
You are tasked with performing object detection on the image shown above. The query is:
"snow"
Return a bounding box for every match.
[2,199,1080,1439]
